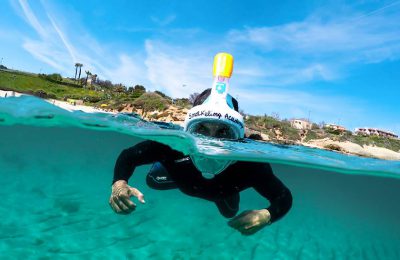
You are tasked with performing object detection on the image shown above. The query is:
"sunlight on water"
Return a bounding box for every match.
[1,96,400,259]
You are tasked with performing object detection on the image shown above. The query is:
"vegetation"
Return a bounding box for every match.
[0,70,102,101]
[324,144,343,151]
[132,92,170,114]
[244,115,301,141]
[174,98,191,108]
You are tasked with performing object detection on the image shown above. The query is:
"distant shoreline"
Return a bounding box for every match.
[1,89,399,161]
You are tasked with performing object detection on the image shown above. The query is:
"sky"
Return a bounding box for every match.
[1,0,399,134]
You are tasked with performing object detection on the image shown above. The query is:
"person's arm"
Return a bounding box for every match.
[112,141,158,184]
[110,140,177,214]
[113,140,172,183]
[228,163,292,235]
[251,163,292,223]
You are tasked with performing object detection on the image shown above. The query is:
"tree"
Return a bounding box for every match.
[114,84,126,93]
[128,85,146,98]
[74,63,79,80]
[77,63,83,82]
[85,70,92,87]
[134,85,146,92]
[92,74,97,83]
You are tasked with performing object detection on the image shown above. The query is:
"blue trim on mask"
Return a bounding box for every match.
[203,95,234,110]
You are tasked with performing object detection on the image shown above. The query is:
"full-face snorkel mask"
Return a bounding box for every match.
[184,53,245,179]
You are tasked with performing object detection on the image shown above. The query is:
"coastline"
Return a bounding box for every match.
[1,90,399,161]
[304,139,400,161]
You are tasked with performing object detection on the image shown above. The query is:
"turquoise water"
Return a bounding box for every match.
[1,96,400,259]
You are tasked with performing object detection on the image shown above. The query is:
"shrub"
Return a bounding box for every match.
[311,123,320,130]
[47,73,62,82]
[325,128,342,135]
[26,89,56,99]
[174,98,191,108]
[39,73,63,82]
[133,92,169,112]
[304,130,318,141]
[83,96,102,103]
[324,144,343,151]
[130,90,145,99]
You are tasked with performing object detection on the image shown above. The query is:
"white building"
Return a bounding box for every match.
[355,127,398,138]
[290,119,312,130]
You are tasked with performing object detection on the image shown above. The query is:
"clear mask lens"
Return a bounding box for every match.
[189,122,237,139]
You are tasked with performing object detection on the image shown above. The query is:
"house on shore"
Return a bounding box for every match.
[324,123,347,132]
[355,127,398,138]
[290,119,312,130]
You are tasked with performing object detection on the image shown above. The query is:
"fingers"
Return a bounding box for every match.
[109,196,124,214]
[109,195,136,214]
[129,187,145,204]
[228,210,251,227]
[240,226,260,236]
[118,188,137,210]
[109,184,145,215]
[229,220,260,235]
[228,210,265,235]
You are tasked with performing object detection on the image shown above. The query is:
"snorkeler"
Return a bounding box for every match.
[109,53,292,235]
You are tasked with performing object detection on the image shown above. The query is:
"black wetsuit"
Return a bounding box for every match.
[113,140,292,223]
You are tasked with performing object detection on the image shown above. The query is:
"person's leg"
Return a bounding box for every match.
[146,162,178,190]
[215,193,240,218]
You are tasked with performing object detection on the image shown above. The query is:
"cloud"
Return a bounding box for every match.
[15,0,147,84]
[18,0,47,38]
[227,8,400,64]
[17,0,76,74]
[102,54,148,86]
[144,40,212,97]
[47,14,77,63]
[150,14,176,26]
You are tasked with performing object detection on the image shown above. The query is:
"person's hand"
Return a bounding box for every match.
[228,209,271,235]
[109,180,145,214]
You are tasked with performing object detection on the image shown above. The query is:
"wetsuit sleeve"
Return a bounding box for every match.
[113,140,179,184]
[246,163,293,223]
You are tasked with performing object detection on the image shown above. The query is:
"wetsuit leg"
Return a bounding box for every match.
[146,162,178,190]
[215,193,240,218]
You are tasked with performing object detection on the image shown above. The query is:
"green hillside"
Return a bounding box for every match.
[0,69,102,100]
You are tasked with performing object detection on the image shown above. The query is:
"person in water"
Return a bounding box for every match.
[109,86,293,235]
